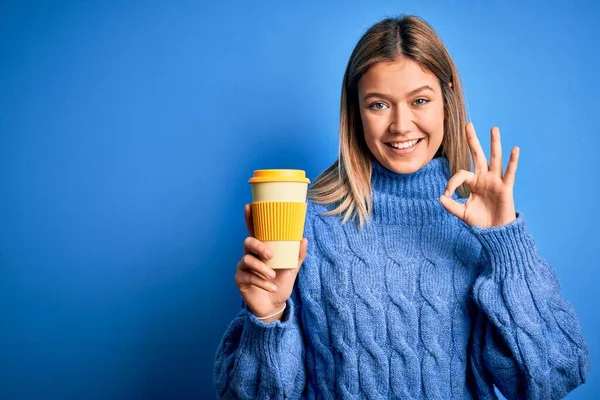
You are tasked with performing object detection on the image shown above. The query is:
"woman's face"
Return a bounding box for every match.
[358,58,445,174]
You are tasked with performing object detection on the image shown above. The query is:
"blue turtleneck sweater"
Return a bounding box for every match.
[214,157,590,399]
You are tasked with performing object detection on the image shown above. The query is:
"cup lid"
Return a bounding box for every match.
[249,169,310,184]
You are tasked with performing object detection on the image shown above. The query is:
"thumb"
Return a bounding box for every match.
[297,238,308,267]
[244,204,255,237]
[439,195,465,220]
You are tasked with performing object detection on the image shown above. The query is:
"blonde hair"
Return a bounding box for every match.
[308,15,472,230]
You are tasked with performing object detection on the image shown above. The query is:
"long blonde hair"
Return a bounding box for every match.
[308,15,472,230]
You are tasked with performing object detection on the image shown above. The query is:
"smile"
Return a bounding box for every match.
[385,138,423,155]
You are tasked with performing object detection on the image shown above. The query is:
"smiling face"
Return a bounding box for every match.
[358,58,445,174]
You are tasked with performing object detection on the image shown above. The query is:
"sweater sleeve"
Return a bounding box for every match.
[213,282,306,399]
[468,212,590,399]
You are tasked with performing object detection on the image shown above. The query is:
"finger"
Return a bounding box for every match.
[503,147,520,187]
[235,270,278,293]
[237,260,273,282]
[466,122,488,173]
[238,255,276,280]
[297,238,308,267]
[244,204,255,238]
[444,169,475,197]
[438,195,466,220]
[244,236,274,259]
[489,126,502,177]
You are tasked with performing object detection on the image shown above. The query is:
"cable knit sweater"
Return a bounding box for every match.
[214,156,590,399]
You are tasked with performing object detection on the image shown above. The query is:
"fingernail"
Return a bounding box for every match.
[270,284,278,292]
[268,269,276,279]
[444,190,449,197]
[265,250,273,259]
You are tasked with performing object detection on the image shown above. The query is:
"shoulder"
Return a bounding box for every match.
[306,198,342,221]
[303,198,352,256]
[305,199,339,236]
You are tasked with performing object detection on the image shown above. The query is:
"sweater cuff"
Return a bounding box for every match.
[470,212,539,281]
[239,298,297,360]
[245,297,296,328]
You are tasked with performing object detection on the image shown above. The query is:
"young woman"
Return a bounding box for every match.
[214,15,590,399]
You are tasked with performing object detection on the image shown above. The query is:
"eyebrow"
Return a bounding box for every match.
[363,85,435,102]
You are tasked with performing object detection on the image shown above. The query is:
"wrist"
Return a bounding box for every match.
[490,197,517,226]
[256,302,287,323]
[491,210,517,227]
[259,314,283,324]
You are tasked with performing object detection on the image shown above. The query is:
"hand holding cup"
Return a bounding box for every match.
[235,204,307,323]
[235,169,311,323]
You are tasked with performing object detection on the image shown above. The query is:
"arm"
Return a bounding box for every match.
[469,213,590,399]
[213,282,306,399]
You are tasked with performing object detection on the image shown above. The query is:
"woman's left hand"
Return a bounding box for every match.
[439,122,519,228]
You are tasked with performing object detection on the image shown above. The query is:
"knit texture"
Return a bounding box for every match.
[214,156,590,399]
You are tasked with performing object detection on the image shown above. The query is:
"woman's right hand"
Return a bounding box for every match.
[235,204,308,323]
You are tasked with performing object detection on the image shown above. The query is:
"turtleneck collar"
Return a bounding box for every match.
[371,156,452,198]
[370,156,456,225]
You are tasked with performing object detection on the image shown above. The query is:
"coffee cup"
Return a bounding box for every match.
[248,169,310,269]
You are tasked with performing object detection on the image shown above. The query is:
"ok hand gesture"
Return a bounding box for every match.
[439,123,519,228]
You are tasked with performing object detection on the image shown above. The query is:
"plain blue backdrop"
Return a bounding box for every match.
[1,1,598,398]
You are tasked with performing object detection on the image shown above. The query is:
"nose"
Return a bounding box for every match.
[389,103,414,135]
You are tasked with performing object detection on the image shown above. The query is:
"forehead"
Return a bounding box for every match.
[358,58,438,92]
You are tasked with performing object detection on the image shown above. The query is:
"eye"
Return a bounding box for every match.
[368,102,388,110]
[413,98,429,106]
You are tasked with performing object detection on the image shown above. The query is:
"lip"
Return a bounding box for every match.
[385,138,423,156]
[386,138,424,144]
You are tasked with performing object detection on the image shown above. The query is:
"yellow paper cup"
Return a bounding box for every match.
[249,169,310,269]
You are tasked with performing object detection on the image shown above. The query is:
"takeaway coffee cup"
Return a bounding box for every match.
[248,169,310,269]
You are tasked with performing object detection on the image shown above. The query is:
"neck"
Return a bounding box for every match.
[370,156,452,225]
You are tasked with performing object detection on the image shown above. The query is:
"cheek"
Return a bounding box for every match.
[362,114,387,139]
[419,108,445,142]
[361,114,383,143]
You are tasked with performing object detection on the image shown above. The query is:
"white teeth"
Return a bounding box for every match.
[390,139,419,149]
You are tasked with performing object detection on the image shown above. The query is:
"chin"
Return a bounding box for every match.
[380,153,432,175]
[386,161,423,174]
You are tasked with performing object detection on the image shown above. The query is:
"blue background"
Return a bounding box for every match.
[1,1,598,398]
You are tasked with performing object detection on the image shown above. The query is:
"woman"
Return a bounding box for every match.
[214,15,590,399]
